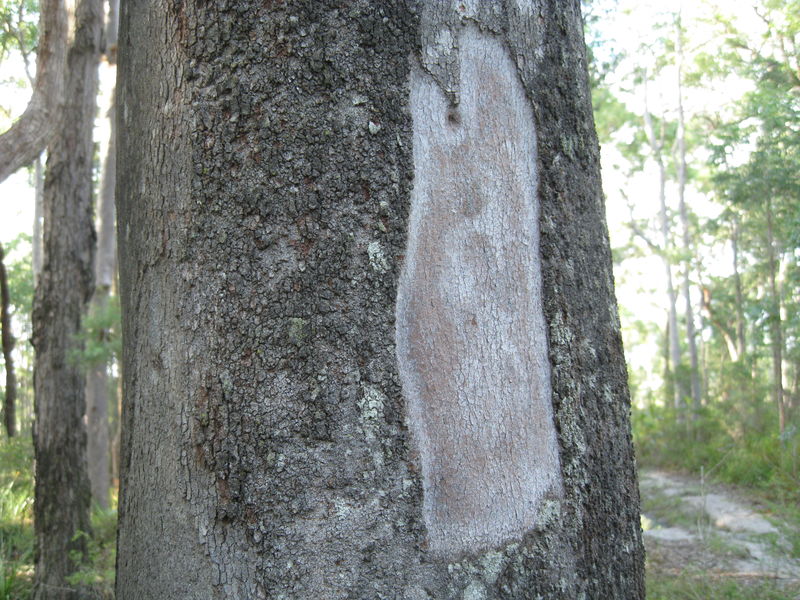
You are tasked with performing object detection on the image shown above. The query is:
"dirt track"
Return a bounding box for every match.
[639,470,800,584]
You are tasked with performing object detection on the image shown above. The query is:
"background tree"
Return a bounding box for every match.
[85,0,119,512]
[0,241,17,437]
[31,0,101,594]
[115,1,643,598]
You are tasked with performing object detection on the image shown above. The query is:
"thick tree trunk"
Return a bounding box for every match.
[116,2,644,598]
[0,242,17,437]
[31,0,102,594]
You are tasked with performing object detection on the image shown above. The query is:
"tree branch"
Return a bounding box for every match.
[0,0,68,185]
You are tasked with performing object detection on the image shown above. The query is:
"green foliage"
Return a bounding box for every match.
[1,234,35,434]
[0,436,33,600]
[0,436,117,599]
[634,400,799,501]
[66,513,116,599]
[68,295,122,370]
[0,0,38,73]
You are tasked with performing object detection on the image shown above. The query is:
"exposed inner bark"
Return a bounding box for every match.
[398,26,561,555]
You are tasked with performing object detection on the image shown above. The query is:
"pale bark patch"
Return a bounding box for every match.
[397,26,562,555]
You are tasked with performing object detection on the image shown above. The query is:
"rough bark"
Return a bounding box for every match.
[116,2,644,598]
[0,0,68,184]
[85,0,119,512]
[31,0,102,593]
[0,242,17,437]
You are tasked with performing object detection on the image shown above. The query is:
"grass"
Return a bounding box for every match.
[0,436,34,600]
[648,570,800,600]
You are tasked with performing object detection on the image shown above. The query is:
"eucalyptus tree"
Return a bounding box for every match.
[706,0,800,435]
[115,1,644,598]
[31,0,102,594]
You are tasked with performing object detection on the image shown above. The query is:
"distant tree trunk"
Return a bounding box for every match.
[31,0,101,593]
[643,77,683,415]
[732,213,746,359]
[116,2,644,598]
[674,15,701,417]
[0,242,16,437]
[0,0,68,184]
[85,0,119,512]
[765,199,785,435]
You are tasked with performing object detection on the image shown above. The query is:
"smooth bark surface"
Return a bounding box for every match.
[116,2,644,598]
[0,0,68,184]
[31,0,101,593]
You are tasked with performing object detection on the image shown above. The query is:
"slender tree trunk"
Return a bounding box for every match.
[31,0,101,593]
[0,242,16,437]
[674,15,701,418]
[732,214,746,360]
[85,0,119,511]
[116,2,644,598]
[765,199,785,435]
[33,154,44,286]
[643,75,683,415]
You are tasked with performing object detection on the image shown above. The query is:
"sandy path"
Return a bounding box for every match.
[639,470,800,582]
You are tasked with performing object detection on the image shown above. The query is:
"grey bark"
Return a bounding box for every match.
[0,0,68,184]
[85,0,119,512]
[115,2,644,599]
[31,0,102,593]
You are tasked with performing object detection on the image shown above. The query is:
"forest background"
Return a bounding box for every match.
[0,0,798,598]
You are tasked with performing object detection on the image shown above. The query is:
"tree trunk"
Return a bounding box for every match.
[0,0,68,184]
[85,0,119,511]
[674,15,701,417]
[731,214,746,360]
[765,199,785,435]
[643,74,683,416]
[31,0,102,593]
[115,2,644,598]
[0,242,17,437]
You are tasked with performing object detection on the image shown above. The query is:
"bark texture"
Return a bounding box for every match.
[116,1,644,598]
[31,0,102,593]
[0,0,68,184]
[1,242,16,437]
